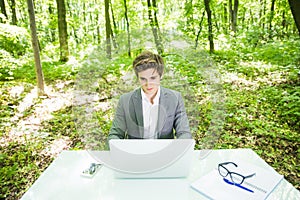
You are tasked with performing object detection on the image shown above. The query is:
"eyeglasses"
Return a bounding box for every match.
[218,162,256,185]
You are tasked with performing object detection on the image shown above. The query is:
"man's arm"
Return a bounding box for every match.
[174,93,192,139]
[108,96,127,140]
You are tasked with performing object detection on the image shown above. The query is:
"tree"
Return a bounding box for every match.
[48,4,56,42]
[9,0,17,25]
[56,0,69,62]
[147,0,163,54]
[229,0,239,32]
[195,11,205,48]
[109,2,117,50]
[0,0,7,22]
[223,1,228,33]
[110,0,117,34]
[27,0,45,96]
[259,0,266,30]
[124,0,131,56]
[268,0,276,38]
[152,0,161,35]
[105,0,112,58]
[96,10,101,45]
[288,0,300,36]
[204,0,214,53]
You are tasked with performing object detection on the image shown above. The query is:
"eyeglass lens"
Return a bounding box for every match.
[218,165,229,177]
[230,173,244,184]
[218,165,245,185]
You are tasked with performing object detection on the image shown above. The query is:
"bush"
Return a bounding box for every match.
[0,24,30,56]
[0,49,21,81]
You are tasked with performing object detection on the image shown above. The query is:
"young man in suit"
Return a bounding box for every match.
[108,51,192,140]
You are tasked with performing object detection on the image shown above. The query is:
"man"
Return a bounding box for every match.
[108,51,192,140]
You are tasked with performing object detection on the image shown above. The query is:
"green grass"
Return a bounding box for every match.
[12,61,77,84]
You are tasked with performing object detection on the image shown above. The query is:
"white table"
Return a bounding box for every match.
[21,149,299,200]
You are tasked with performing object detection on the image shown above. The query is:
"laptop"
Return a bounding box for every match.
[91,139,195,178]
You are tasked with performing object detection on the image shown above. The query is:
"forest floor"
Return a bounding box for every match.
[1,81,74,157]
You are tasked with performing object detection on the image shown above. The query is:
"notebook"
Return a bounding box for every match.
[190,158,283,200]
[92,139,195,178]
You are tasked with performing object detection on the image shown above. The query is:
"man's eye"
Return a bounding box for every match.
[150,77,157,80]
[140,78,146,81]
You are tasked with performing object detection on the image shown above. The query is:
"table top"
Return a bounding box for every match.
[21,149,299,200]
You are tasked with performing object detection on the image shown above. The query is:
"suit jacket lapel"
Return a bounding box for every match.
[157,87,168,136]
[131,88,144,137]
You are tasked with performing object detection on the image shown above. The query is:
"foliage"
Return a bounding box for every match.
[0,50,22,81]
[0,82,48,200]
[0,24,31,81]
[0,139,50,199]
[5,59,77,84]
[40,107,81,149]
[0,24,30,56]
[212,38,300,190]
[218,86,299,188]
[263,86,300,130]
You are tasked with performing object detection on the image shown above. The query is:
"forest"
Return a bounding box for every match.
[0,0,299,199]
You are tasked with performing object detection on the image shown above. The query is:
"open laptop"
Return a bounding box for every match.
[91,139,195,178]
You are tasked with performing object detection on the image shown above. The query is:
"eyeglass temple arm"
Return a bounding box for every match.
[244,173,256,179]
[219,161,238,167]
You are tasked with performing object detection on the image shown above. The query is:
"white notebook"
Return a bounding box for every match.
[191,159,283,200]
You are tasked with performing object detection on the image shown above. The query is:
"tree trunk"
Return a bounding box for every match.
[232,0,238,32]
[152,0,161,33]
[26,0,45,96]
[0,0,7,22]
[195,11,205,49]
[204,0,214,53]
[229,0,238,32]
[110,27,118,49]
[96,12,101,44]
[110,0,117,34]
[56,0,69,62]
[248,9,253,31]
[105,0,112,58]
[9,0,17,25]
[152,0,164,49]
[259,0,264,28]
[282,11,286,37]
[82,2,87,36]
[229,0,232,31]
[241,6,245,30]
[268,0,276,38]
[147,0,163,54]
[223,2,228,33]
[48,5,56,42]
[124,0,131,57]
[288,0,300,36]
[212,9,219,32]
[109,0,118,49]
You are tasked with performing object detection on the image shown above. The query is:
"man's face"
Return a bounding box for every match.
[138,68,161,96]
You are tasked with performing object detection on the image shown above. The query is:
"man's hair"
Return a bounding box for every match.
[133,51,164,77]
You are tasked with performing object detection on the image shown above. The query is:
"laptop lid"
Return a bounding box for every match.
[92,139,195,178]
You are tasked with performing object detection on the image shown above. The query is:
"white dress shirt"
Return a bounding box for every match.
[141,87,160,139]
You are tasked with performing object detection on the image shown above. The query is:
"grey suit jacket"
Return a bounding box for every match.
[108,87,192,140]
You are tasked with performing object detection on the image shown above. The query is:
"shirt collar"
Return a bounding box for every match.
[141,86,160,104]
